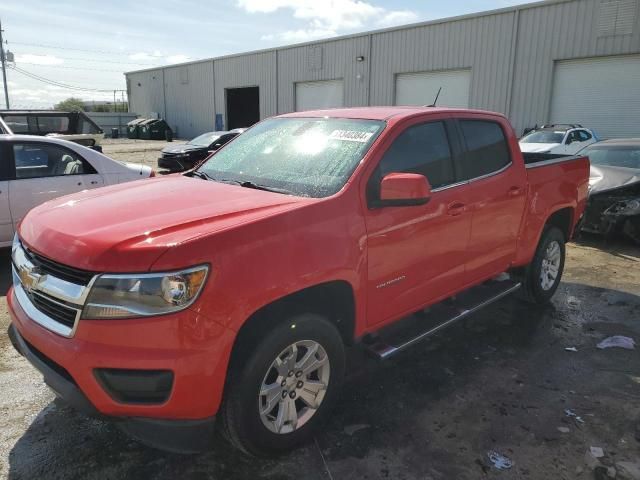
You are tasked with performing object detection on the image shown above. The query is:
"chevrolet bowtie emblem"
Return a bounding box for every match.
[18,265,42,293]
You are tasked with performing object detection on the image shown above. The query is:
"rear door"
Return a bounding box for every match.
[455,118,527,282]
[363,118,473,327]
[8,141,99,227]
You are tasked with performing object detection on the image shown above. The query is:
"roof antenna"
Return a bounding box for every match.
[426,87,442,107]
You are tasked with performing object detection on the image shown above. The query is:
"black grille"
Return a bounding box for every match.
[23,245,95,286]
[30,292,78,329]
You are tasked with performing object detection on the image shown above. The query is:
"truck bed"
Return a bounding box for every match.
[514,154,590,265]
[522,152,579,165]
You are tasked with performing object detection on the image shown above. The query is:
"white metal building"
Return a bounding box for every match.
[126,0,640,139]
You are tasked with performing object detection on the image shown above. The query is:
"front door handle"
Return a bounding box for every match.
[447,202,466,216]
[508,186,522,197]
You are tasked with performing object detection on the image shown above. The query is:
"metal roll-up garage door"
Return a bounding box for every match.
[395,69,471,108]
[295,79,344,111]
[550,55,640,139]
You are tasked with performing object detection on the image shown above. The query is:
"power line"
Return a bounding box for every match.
[13,50,161,66]
[16,62,136,73]
[9,65,124,92]
[8,40,136,56]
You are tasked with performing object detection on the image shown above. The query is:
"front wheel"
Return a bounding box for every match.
[519,226,566,304]
[220,313,345,456]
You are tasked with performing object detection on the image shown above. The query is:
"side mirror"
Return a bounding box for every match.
[565,137,573,145]
[376,173,431,207]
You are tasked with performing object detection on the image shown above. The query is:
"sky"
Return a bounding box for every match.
[0,0,527,109]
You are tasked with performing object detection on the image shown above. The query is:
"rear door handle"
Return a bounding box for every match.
[447,202,466,216]
[508,186,522,197]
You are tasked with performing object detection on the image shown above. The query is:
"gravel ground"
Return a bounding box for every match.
[100,137,188,172]
[1,141,639,480]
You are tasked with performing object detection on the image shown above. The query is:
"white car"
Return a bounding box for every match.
[0,135,154,247]
[519,125,598,155]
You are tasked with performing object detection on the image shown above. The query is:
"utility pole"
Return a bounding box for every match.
[0,19,9,109]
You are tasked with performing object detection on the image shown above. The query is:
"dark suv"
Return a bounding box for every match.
[158,129,244,172]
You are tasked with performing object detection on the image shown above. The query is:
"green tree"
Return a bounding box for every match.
[54,97,85,111]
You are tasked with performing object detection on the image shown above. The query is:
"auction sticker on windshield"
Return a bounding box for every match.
[329,130,374,143]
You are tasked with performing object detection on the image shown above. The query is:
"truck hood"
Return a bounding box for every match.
[18,175,311,272]
[589,165,640,195]
[519,142,560,153]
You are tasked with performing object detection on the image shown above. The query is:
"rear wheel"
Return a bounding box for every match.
[519,226,566,304]
[220,313,345,456]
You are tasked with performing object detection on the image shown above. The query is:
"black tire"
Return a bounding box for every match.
[220,313,345,456]
[519,226,566,304]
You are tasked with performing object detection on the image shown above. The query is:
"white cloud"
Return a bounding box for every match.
[128,51,192,65]
[128,50,163,61]
[15,54,64,66]
[165,54,192,64]
[377,10,418,27]
[261,28,337,42]
[239,0,418,42]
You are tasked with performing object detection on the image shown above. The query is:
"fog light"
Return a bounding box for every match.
[95,369,173,405]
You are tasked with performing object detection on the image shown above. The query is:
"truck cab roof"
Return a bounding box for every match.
[278,106,507,122]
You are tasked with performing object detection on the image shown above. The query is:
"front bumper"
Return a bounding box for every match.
[9,323,215,453]
[7,285,236,452]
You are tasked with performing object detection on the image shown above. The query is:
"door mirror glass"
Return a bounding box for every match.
[377,172,431,207]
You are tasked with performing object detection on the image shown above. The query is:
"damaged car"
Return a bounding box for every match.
[580,139,640,244]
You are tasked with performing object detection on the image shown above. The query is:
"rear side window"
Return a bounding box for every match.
[377,122,455,188]
[37,116,70,134]
[458,120,510,179]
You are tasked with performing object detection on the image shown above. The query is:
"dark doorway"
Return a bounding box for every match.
[226,87,260,130]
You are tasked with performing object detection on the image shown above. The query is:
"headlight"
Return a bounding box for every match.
[12,233,19,255]
[82,265,209,319]
[604,198,640,217]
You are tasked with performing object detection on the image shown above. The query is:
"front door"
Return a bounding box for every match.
[363,119,473,327]
[8,142,99,228]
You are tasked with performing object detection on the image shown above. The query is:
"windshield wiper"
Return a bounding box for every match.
[187,170,214,181]
[222,179,294,195]
[188,173,295,195]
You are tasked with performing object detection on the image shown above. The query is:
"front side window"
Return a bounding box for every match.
[376,122,455,189]
[567,131,582,144]
[13,143,95,180]
[198,117,385,198]
[578,130,592,142]
[458,120,511,179]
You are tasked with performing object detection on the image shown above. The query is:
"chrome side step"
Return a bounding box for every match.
[366,279,522,360]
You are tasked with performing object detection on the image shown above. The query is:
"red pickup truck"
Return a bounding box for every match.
[8,107,589,455]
